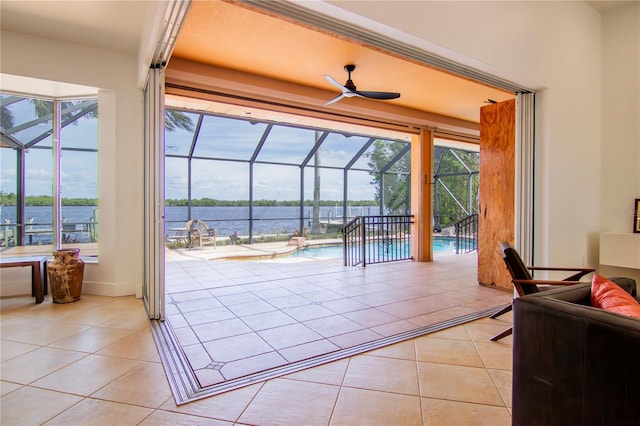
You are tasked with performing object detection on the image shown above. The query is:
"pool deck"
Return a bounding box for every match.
[164,238,344,262]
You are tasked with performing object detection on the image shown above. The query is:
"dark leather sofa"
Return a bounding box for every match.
[512,278,639,426]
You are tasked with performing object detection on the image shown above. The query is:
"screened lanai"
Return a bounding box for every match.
[163,102,480,254]
[163,105,413,246]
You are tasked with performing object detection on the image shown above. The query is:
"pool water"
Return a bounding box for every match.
[291,236,457,259]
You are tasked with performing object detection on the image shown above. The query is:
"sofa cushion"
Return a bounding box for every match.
[591,274,640,318]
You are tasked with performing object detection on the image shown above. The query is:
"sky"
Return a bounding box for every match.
[162,112,404,202]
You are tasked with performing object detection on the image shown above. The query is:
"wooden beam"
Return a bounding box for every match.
[411,128,433,262]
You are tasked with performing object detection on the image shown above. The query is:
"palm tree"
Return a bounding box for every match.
[0,106,14,130]
[165,110,194,132]
[2,96,193,133]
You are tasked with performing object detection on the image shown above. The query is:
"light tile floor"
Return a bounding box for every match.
[2,252,514,425]
[164,253,513,388]
[1,291,513,425]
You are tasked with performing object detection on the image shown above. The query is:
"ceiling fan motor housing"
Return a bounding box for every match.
[344,64,357,90]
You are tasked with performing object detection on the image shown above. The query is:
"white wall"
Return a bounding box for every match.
[599,2,640,283]
[323,1,610,268]
[1,31,143,296]
[601,2,640,232]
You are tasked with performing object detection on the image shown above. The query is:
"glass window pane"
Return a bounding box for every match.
[25,148,53,198]
[194,115,268,160]
[0,147,17,195]
[24,148,53,246]
[0,146,17,247]
[60,100,98,150]
[61,150,97,245]
[60,99,98,247]
[1,94,99,252]
[256,125,317,165]
[1,95,53,148]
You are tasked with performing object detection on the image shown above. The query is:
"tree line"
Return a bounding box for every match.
[165,198,377,207]
[0,194,98,206]
[0,193,375,207]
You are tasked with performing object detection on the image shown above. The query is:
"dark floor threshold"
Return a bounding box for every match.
[150,303,509,405]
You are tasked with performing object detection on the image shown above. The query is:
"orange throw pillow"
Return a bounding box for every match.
[591,274,640,319]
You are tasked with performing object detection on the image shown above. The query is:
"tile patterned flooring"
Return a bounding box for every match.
[1,252,516,425]
[0,292,513,425]
[164,253,513,391]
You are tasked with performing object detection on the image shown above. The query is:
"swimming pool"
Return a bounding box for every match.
[291,236,458,259]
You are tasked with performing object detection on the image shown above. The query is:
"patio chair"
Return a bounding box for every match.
[490,241,595,341]
[186,219,217,250]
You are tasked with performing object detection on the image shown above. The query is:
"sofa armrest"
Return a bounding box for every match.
[513,282,640,425]
[609,276,638,298]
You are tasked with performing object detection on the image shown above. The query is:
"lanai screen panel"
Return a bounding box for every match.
[253,163,299,201]
[164,111,199,156]
[195,115,268,160]
[191,159,250,200]
[162,106,413,241]
[347,170,376,200]
[349,140,389,171]
[314,133,371,168]
[303,167,343,201]
[165,157,188,200]
[256,125,317,165]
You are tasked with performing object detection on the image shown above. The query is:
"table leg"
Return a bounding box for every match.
[31,261,44,304]
[43,259,48,295]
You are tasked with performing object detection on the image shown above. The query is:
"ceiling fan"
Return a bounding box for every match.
[324,64,401,106]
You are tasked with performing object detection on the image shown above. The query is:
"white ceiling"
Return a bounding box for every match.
[0,74,98,98]
[586,1,634,13]
[0,0,153,97]
[0,0,150,55]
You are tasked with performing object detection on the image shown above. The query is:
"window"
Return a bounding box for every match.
[0,94,98,255]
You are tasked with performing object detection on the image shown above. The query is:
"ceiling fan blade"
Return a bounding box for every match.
[324,67,399,105]
[324,75,349,93]
[355,91,401,100]
[324,93,346,106]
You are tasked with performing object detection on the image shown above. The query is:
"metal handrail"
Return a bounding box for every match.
[342,215,414,267]
[454,214,478,254]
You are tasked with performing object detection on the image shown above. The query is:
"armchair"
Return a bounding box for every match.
[490,242,595,341]
[186,219,217,250]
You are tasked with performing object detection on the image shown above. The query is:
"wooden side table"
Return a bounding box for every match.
[0,256,48,304]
